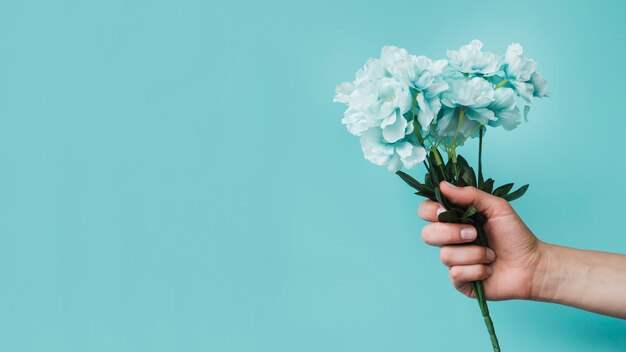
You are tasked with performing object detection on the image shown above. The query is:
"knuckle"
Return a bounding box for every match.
[449,266,461,281]
[478,247,489,261]
[417,202,429,218]
[492,196,510,208]
[420,226,431,243]
[439,247,452,265]
[478,265,488,277]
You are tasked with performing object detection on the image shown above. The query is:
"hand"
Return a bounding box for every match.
[418,181,545,300]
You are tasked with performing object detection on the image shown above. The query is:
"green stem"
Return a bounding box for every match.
[456,123,483,147]
[478,127,484,185]
[450,108,465,148]
[432,146,443,166]
[413,119,425,147]
[473,222,499,351]
[495,79,509,89]
[472,281,500,352]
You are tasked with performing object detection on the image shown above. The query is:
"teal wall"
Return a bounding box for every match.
[1,0,625,350]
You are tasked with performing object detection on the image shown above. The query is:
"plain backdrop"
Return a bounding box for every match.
[1,0,625,351]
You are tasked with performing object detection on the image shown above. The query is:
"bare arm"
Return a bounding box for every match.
[533,243,626,319]
[419,181,626,319]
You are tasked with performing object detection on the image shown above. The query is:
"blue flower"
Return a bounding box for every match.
[334,46,448,171]
[502,43,549,102]
[488,88,521,130]
[435,108,482,142]
[447,40,500,77]
[360,126,426,172]
[441,77,495,124]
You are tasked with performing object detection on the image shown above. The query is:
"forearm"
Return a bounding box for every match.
[531,242,626,319]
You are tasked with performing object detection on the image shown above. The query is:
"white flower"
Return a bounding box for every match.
[447,40,501,76]
[441,77,496,125]
[488,88,521,130]
[435,108,482,141]
[502,43,549,102]
[334,45,451,138]
[435,76,496,143]
[360,128,426,172]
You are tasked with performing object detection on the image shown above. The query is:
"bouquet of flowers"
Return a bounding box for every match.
[334,40,548,351]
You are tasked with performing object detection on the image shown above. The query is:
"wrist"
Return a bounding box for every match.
[528,241,562,302]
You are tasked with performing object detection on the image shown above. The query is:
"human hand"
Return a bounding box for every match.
[418,181,545,300]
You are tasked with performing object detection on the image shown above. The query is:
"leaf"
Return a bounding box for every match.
[503,184,529,202]
[462,206,476,218]
[415,191,436,202]
[461,165,477,188]
[396,171,423,191]
[493,183,514,197]
[479,178,494,194]
[427,153,442,185]
[445,159,456,183]
[459,217,474,224]
[432,149,448,180]
[434,187,451,209]
[438,210,459,223]
[456,155,470,170]
[424,173,434,189]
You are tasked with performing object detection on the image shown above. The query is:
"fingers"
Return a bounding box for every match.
[421,222,477,246]
[440,245,496,266]
[417,199,444,222]
[449,264,493,288]
[439,181,510,218]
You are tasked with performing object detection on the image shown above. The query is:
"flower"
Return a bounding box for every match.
[334,46,448,170]
[488,88,521,130]
[502,43,549,102]
[447,40,501,77]
[442,76,495,120]
[360,125,426,172]
[435,108,482,142]
[335,41,548,171]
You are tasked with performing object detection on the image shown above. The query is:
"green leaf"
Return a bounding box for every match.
[434,187,451,209]
[432,149,448,180]
[445,158,456,183]
[479,178,494,194]
[493,183,514,197]
[396,171,423,191]
[427,153,443,185]
[414,191,436,202]
[459,217,474,224]
[462,206,476,218]
[456,155,470,170]
[438,210,459,223]
[461,165,477,188]
[424,173,435,189]
[503,184,529,202]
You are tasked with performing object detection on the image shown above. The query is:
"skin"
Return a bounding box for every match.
[419,181,626,319]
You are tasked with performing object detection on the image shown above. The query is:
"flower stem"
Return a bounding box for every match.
[456,123,483,147]
[473,280,501,352]
[478,126,484,184]
[495,79,509,89]
[473,221,500,351]
[450,108,465,148]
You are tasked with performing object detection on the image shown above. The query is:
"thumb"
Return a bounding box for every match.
[439,181,508,218]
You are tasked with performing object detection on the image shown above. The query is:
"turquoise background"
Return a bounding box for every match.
[1,0,625,350]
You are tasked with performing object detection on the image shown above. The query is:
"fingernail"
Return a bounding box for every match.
[442,181,458,188]
[486,248,496,262]
[436,206,446,216]
[486,266,493,275]
[460,226,476,240]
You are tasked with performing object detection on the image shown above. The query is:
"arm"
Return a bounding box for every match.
[419,181,626,319]
[534,243,626,319]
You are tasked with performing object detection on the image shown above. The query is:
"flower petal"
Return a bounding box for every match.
[382,110,408,143]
